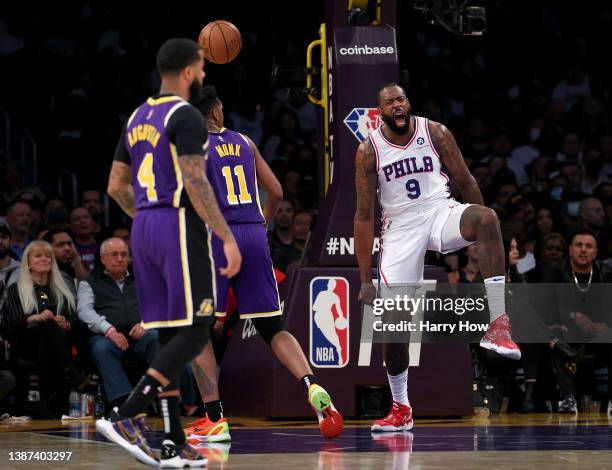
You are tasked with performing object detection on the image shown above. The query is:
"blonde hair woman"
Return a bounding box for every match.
[1,241,87,418]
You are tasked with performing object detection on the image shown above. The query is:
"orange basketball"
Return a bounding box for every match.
[198,20,242,64]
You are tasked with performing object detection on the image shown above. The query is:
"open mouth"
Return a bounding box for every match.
[393,110,406,126]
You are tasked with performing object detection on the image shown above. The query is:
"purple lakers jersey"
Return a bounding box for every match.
[124,95,207,210]
[206,128,265,224]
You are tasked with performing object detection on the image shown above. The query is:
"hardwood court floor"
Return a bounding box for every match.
[1,414,611,469]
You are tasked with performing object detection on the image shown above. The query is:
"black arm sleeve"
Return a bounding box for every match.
[113,123,130,164]
[166,105,208,156]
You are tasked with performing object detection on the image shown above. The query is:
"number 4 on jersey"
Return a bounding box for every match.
[137,152,158,201]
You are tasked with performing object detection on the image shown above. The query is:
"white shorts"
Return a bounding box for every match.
[378,199,474,284]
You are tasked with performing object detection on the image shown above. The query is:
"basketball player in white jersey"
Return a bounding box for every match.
[354,83,520,432]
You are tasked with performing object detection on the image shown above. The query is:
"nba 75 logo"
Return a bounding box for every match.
[344,108,382,142]
[309,277,349,368]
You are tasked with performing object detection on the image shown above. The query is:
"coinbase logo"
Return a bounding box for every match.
[310,277,349,368]
[339,45,395,55]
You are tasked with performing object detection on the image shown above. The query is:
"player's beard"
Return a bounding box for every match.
[188,78,203,103]
[0,246,8,259]
[381,111,411,135]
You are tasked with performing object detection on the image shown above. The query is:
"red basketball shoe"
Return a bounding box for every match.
[184,414,230,443]
[371,401,413,432]
[480,313,521,360]
[308,384,343,438]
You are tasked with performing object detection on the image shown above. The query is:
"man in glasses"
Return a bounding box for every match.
[77,237,157,411]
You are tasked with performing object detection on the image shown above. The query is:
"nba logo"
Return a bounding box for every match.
[343,108,382,142]
[309,277,349,368]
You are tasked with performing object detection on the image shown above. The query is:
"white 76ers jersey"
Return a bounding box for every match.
[370,116,450,219]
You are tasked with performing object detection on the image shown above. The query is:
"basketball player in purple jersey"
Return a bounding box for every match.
[96,39,241,468]
[354,83,520,432]
[183,86,343,442]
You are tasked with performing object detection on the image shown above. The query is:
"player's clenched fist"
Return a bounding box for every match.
[359,284,377,306]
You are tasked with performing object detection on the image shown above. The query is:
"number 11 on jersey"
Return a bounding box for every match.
[222,165,252,205]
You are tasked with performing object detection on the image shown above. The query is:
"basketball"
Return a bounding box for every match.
[198,20,242,64]
[335,316,348,330]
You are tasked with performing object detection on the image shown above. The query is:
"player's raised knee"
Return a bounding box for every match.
[478,206,499,228]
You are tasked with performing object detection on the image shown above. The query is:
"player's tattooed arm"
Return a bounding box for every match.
[179,154,236,244]
[107,161,136,218]
[429,121,484,205]
[354,139,377,283]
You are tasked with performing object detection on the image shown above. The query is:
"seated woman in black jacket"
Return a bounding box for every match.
[1,240,87,417]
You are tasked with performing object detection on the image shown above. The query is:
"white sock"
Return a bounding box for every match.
[388,369,409,405]
[484,276,505,322]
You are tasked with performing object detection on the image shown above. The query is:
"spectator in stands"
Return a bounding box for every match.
[464,117,490,162]
[581,147,605,194]
[529,156,553,193]
[490,129,529,186]
[272,210,312,272]
[540,230,612,413]
[447,244,481,284]
[43,229,88,293]
[111,226,130,244]
[525,233,567,283]
[531,206,561,241]
[560,190,585,236]
[81,189,106,235]
[1,240,86,418]
[269,199,294,260]
[43,198,70,231]
[77,237,156,409]
[487,155,508,181]
[493,182,518,209]
[510,117,543,171]
[69,207,99,273]
[505,237,525,284]
[600,135,612,179]
[559,161,584,193]
[580,197,611,260]
[283,170,301,207]
[499,235,542,413]
[262,111,302,160]
[556,131,584,163]
[505,195,535,229]
[0,160,25,208]
[0,220,20,308]
[5,199,33,260]
[16,191,44,236]
[552,66,591,111]
[470,163,492,203]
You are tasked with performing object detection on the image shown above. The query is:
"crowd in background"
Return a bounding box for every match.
[1,2,612,417]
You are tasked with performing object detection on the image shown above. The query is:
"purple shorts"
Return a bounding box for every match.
[212,223,281,318]
[131,207,215,328]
